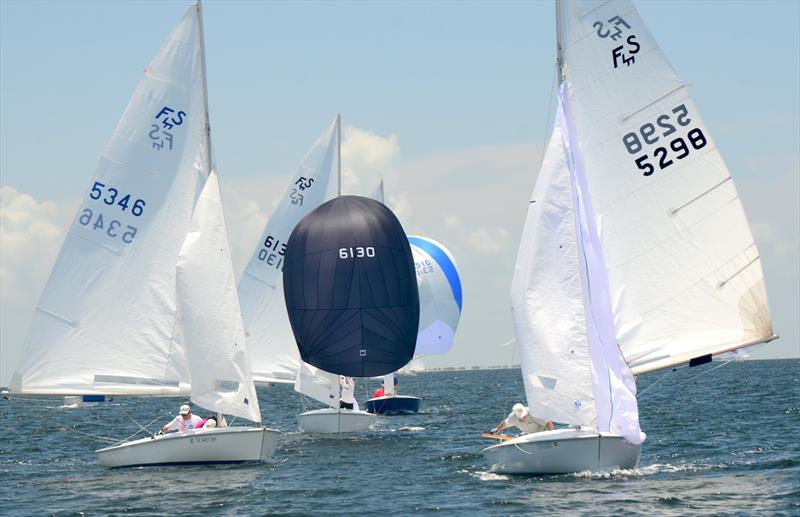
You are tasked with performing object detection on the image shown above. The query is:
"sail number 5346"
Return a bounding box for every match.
[339,247,375,259]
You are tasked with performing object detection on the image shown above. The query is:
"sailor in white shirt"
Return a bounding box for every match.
[491,403,554,435]
[160,404,203,433]
[339,376,359,410]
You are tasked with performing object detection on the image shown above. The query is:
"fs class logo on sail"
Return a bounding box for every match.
[415,258,435,278]
[290,176,315,206]
[149,106,186,151]
[592,15,640,68]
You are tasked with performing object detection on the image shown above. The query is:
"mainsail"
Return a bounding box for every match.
[238,116,340,384]
[10,5,207,396]
[558,0,774,374]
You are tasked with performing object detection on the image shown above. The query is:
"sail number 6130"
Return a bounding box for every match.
[339,247,376,259]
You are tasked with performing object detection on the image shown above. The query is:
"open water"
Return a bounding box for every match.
[1,359,798,516]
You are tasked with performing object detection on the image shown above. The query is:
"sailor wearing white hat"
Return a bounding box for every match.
[490,403,554,435]
[160,403,203,434]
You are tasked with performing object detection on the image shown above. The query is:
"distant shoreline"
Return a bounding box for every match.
[413,357,799,374]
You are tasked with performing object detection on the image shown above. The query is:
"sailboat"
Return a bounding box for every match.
[5,3,278,467]
[483,0,777,475]
[283,195,420,433]
[293,361,376,433]
[239,116,341,386]
[365,179,463,415]
[238,115,374,431]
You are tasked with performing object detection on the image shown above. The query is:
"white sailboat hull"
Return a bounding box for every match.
[96,426,280,468]
[296,408,376,433]
[482,428,640,475]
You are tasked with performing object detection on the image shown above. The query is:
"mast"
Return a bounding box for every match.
[337,112,342,196]
[197,0,213,175]
[555,0,565,82]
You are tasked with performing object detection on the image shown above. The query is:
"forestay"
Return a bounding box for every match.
[559,0,773,374]
[176,171,260,422]
[239,116,340,384]
[10,5,207,396]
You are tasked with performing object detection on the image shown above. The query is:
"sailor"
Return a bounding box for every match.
[490,403,554,435]
[372,382,385,399]
[340,376,358,410]
[160,404,203,434]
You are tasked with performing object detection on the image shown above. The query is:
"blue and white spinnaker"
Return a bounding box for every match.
[408,235,462,357]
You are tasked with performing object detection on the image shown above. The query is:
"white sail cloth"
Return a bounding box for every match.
[176,172,261,422]
[368,183,463,360]
[512,87,643,444]
[294,361,340,408]
[10,5,206,395]
[559,0,772,374]
[409,236,462,356]
[239,116,340,384]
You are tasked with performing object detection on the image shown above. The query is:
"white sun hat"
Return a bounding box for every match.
[512,403,529,420]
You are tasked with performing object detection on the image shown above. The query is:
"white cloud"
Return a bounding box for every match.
[341,126,400,193]
[0,187,75,385]
[0,186,72,301]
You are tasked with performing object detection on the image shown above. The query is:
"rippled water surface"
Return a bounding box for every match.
[2,359,798,515]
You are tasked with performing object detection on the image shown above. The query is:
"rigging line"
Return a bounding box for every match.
[683,358,736,384]
[28,408,122,444]
[57,426,120,445]
[118,406,156,438]
[638,359,736,400]
[111,414,165,446]
[636,368,674,399]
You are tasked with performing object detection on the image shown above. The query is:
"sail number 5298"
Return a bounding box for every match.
[621,104,709,176]
[339,247,376,259]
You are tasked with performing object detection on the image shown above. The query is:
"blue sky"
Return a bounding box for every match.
[1,1,798,384]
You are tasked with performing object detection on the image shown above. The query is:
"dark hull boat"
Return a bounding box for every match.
[365,395,422,415]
